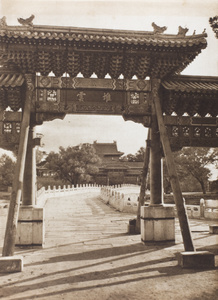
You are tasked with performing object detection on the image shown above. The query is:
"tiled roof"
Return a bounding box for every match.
[93,142,124,156]
[0,25,207,48]
[101,164,128,170]
[162,75,218,117]
[162,76,218,93]
[124,162,144,168]
[0,74,24,87]
[0,23,207,79]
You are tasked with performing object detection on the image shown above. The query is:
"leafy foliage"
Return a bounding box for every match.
[121,146,218,194]
[173,148,218,194]
[209,16,218,38]
[46,144,101,185]
[120,147,145,162]
[36,148,44,164]
[0,154,16,189]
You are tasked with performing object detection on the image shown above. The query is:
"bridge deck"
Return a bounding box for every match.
[0,192,217,300]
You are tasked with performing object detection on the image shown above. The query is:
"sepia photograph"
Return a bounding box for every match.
[0,0,218,299]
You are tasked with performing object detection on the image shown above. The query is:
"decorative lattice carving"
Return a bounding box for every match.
[3,122,12,133]
[67,52,80,77]
[81,53,94,78]
[0,88,7,110]
[204,127,212,138]
[7,87,22,111]
[123,55,136,79]
[95,55,108,79]
[194,127,201,137]
[136,56,150,80]
[182,126,190,137]
[109,55,123,79]
[37,51,51,76]
[172,126,179,137]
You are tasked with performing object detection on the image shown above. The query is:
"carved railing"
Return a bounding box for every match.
[100,186,218,220]
[36,183,102,206]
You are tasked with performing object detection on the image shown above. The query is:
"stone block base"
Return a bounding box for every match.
[141,205,175,242]
[15,206,44,246]
[0,256,23,273]
[209,224,218,234]
[127,219,140,234]
[177,251,215,268]
[128,224,138,234]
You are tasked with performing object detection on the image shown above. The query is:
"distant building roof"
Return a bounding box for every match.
[93,141,124,157]
[124,162,144,169]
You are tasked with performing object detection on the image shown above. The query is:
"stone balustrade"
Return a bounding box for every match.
[100,185,140,214]
[36,184,218,220]
[37,184,102,207]
[177,199,218,220]
[100,186,218,220]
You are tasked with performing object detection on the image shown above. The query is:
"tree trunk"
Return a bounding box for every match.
[199,180,206,194]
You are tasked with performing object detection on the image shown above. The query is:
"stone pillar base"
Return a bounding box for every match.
[209,224,218,234]
[15,206,44,246]
[177,251,215,268]
[0,256,23,273]
[141,205,175,242]
[127,219,140,234]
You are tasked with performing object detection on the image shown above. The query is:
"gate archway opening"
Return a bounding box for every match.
[36,112,148,187]
[36,113,148,156]
[0,19,217,263]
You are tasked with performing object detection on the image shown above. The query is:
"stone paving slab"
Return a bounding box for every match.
[0,192,217,300]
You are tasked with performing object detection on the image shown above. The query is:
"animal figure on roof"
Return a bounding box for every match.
[0,16,7,27]
[18,14,35,26]
[151,22,167,34]
[177,26,189,36]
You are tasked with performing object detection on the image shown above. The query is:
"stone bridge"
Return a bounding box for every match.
[0,187,217,299]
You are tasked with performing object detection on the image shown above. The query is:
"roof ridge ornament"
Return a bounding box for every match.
[177,26,189,37]
[151,22,167,34]
[0,16,7,28]
[17,14,35,26]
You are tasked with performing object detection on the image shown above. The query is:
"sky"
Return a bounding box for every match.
[1,0,218,156]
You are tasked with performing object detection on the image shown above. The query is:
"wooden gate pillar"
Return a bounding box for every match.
[2,74,34,258]
[22,124,36,206]
[15,85,44,248]
[141,79,175,243]
[150,112,162,206]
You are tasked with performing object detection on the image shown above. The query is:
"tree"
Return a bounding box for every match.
[209,16,218,38]
[46,144,101,186]
[173,148,218,194]
[123,146,218,194]
[120,147,146,162]
[0,154,16,189]
[36,148,44,164]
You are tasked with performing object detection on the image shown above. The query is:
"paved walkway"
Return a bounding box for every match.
[0,192,218,300]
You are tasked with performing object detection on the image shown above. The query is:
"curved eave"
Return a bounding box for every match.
[104,153,124,156]
[0,74,25,87]
[162,75,218,93]
[0,25,208,79]
[0,25,207,48]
